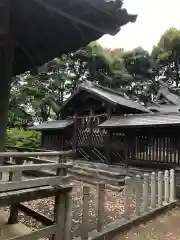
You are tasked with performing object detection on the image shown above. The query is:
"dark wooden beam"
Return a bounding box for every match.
[106,105,112,119]
[0,0,13,163]
[106,105,112,164]
[33,0,108,34]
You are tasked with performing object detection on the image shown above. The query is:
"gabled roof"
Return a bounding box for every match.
[29,119,74,131]
[60,81,150,116]
[156,87,180,105]
[13,0,137,75]
[99,113,180,128]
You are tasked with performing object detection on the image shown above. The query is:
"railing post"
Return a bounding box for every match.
[151,172,156,209]
[164,170,169,204]
[124,176,131,219]
[53,189,66,240]
[8,157,22,224]
[64,188,73,240]
[97,182,105,232]
[135,175,141,216]
[143,173,149,212]
[81,185,90,240]
[158,171,163,206]
[57,155,67,177]
[52,152,71,240]
[170,169,175,202]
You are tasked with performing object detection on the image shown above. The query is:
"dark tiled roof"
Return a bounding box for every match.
[29,120,74,131]
[61,81,150,114]
[99,113,180,128]
[156,88,180,105]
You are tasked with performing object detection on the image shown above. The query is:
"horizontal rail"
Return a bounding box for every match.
[0,176,68,192]
[0,163,72,172]
[8,225,56,240]
[70,174,123,191]
[0,185,71,206]
[6,145,51,152]
[0,150,73,157]
[26,157,54,164]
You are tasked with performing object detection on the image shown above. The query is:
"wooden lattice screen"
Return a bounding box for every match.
[107,129,180,166]
[130,132,180,164]
[74,114,108,162]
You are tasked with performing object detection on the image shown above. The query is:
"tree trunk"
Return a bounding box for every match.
[0,0,13,164]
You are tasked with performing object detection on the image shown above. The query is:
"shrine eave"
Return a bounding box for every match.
[12,0,137,76]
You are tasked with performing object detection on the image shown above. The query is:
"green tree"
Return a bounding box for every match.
[121,47,157,104]
[152,27,180,87]
[8,42,159,126]
[72,42,113,86]
[72,42,133,89]
[8,76,33,128]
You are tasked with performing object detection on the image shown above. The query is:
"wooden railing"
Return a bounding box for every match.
[74,169,176,240]
[0,150,73,240]
[2,150,72,157]
[2,149,177,239]
[5,145,51,152]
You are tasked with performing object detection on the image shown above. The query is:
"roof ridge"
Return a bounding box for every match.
[91,82,129,99]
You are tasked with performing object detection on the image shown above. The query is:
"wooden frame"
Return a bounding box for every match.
[0,150,73,240]
[105,127,180,167]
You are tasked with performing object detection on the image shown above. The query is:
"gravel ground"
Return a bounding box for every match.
[113,207,180,240]
[1,180,134,239]
[2,179,178,240]
[18,180,128,238]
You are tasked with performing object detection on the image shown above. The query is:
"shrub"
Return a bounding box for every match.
[6,128,41,149]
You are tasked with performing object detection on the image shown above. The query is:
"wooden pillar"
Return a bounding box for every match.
[40,133,44,149]
[0,0,13,163]
[124,132,130,169]
[105,130,112,165]
[53,164,72,240]
[89,109,94,162]
[72,114,78,157]
[53,187,72,240]
[8,157,23,224]
[106,106,112,119]
[106,105,112,165]
[129,132,136,161]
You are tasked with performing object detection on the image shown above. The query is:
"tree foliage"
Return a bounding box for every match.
[152,27,180,88]
[9,28,180,127]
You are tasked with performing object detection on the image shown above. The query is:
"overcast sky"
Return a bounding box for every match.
[98,0,180,52]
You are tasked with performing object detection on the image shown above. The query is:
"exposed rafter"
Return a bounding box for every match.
[32,0,109,34]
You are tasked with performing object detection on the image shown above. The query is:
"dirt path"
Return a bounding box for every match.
[113,207,180,240]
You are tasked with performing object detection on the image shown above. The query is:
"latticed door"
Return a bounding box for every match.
[74,114,107,162]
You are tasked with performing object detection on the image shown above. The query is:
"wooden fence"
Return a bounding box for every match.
[1,149,177,240]
[71,169,176,240]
